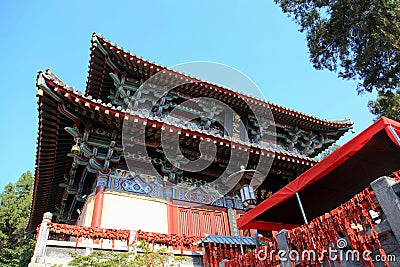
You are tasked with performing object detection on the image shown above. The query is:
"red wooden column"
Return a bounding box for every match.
[91,170,109,228]
[167,199,178,234]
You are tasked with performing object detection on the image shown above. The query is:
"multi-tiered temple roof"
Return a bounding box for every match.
[87,34,352,134]
[27,33,352,231]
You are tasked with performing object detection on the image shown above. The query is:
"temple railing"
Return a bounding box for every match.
[46,223,130,246]
[37,222,205,251]
[31,217,257,266]
[30,218,205,265]
[224,177,400,267]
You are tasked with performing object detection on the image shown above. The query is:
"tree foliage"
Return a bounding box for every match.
[274,0,400,94]
[67,241,183,267]
[0,171,35,267]
[368,91,400,120]
[67,250,138,267]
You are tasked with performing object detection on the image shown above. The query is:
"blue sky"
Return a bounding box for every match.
[0,1,375,190]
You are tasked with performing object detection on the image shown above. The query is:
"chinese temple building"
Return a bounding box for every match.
[28,33,353,266]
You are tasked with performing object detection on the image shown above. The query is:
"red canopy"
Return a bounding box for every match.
[238,117,400,230]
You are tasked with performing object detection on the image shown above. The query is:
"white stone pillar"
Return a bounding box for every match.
[30,212,53,265]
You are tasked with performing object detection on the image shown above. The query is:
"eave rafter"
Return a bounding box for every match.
[40,69,319,166]
[86,33,353,132]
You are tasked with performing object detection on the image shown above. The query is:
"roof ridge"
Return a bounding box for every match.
[90,33,353,126]
[37,68,319,163]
